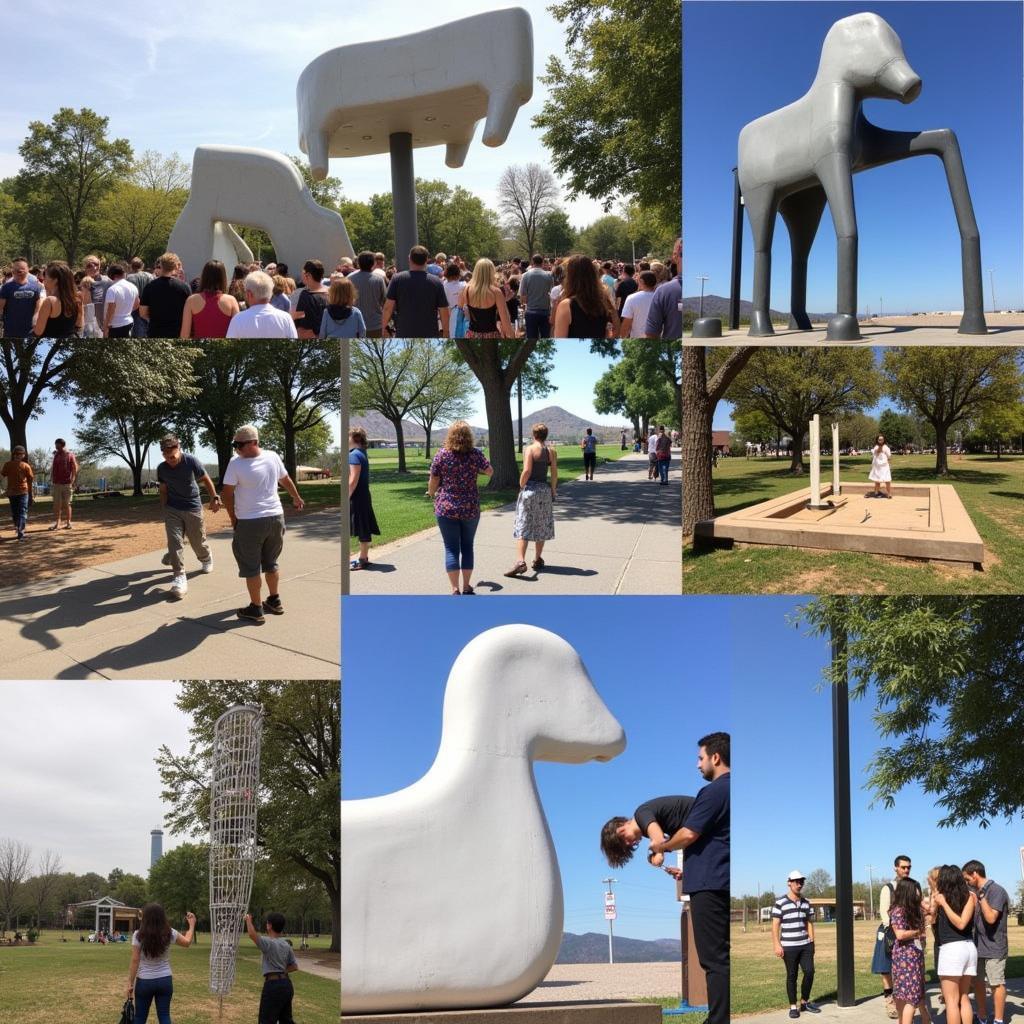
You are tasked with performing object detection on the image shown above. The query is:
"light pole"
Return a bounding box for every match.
[697,274,709,318]
[866,866,876,920]
[833,619,854,1006]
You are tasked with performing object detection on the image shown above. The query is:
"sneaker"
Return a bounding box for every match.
[200,558,213,574]
[802,1003,821,1014]
[237,603,266,624]
[48,524,58,531]
[64,522,71,529]
[262,595,284,615]
[169,574,188,598]
[789,1010,800,1019]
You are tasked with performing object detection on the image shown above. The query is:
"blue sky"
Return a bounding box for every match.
[730,596,1024,903]
[684,1,1024,313]
[1,0,609,229]
[342,596,729,943]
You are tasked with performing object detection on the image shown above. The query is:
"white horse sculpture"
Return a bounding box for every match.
[738,12,986,341]
[341,624,626,1014]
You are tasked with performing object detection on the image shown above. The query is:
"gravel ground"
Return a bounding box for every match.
[515,962,680,1003]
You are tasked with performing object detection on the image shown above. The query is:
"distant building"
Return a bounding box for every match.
[150,829,163,868]
[711,430,732,454]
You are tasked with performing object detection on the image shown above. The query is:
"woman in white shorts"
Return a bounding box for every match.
[932,864,978,1024]
[869,433,893,498]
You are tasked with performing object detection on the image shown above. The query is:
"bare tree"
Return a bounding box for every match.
[0,838,32,934]
[496,163,561,257]
[32,849,63,929]
[408,342,476,459]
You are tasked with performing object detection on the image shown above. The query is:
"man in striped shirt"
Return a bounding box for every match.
[772,871,819,1017]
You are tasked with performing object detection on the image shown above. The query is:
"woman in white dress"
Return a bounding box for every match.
[869,434,893,498]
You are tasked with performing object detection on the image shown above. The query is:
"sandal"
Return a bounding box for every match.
[532,557,545,571]
[350,558,369,570]
[503,561,528,577]
[462,585,475,596]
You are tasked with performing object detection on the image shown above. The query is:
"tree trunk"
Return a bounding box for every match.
[935,423,949,475]
[283,421,298,480]
[424,419,434,461]
[392,418,407,473]
[788,429,806,474]
[481,383,519,488]
[682,358,716,535]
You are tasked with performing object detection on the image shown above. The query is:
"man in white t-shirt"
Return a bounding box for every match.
[647,428,659,480]
[620,270,658,339]
[221,424,305,623]
[102,264,140,338]
[226,272,298,338]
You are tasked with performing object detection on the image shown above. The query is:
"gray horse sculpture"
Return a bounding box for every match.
[738,12,987,341]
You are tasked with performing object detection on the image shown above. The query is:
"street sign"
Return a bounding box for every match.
[604,892,616,920]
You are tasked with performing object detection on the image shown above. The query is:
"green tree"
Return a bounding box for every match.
[440,186,502,262]
[876,408,917,452]
[156,680,340,951]
[594,350,672,439]
[883,347,1022,474]
[0,340,77,452]
[727,348,882,473]
[257,340,342,479]
[289,155,343,209]
[408,342,477,458]
[416,179,453,255]
[112,873,148,910]
[259,404,333,465]
[576,215,633,261]
[838,411,880,451]
[147,843,209,930]
[13,107,133,265]
[537,209,577,256]
[797,596,1024,828]
[336,199,377,256]
[496,163,560,258]
[71,340,201,495]
[969,401,1024,458]
[732,409,777,451]
[534,0,680,226]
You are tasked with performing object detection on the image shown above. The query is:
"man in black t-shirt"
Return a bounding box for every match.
[615,264,638,316]
[381,245,449,337]
[600,794,695,869]
[140,253,192,337]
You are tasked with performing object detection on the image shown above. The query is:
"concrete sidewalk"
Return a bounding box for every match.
[0,510,340,680]
[737,978,1024,1022]
[350,453,681,595]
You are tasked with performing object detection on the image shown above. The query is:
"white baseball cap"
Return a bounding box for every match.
[788,870,806,882]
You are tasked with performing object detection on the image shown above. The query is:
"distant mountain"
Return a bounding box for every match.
[516,406,625,443]
[349,409,425,442]
[556,931,681,964]
[683,293,833,323]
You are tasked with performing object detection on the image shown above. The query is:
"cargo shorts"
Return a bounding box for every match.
[231,514,286,578]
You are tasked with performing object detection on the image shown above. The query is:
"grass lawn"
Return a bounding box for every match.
[350,444,629,552]
[684,453,1024,594]
[731,920,1024,1016]
[0,929,337,1023]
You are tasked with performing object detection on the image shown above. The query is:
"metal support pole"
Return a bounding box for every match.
[389,132,418,270]
[832,624,855,1007]
[341,340,350,596]
[729,169,743,331]
[517,373,523,455]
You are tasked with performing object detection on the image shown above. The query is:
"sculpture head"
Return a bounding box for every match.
[441,624,626,765]
[819,13,921,103]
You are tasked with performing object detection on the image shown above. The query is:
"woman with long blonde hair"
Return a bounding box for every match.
[458,258,513,338]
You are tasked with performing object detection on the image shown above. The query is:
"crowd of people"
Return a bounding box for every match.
[1,239,681,340]
[772,855,1011,1024]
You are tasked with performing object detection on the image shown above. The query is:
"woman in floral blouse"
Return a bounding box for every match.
[428,421,493,594]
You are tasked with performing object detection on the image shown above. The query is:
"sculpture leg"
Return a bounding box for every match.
[745,185,778,337]
[816,154,861,341]
[856,120,987,334]
[779,187,827,331]
[390,132,418,272]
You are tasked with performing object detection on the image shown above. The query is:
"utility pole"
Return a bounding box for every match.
[516,372,523,454]
[697,274,709,319]
[866,866,876,920]
[602,877,617,965]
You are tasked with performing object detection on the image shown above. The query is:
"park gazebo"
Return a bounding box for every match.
[294,465,332,481]
[66,896,142,935]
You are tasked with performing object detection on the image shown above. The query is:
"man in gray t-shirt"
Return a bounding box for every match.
[963,860,1008,1024]
[520,255,554,339]
[348,252,388,337]
[245,911,299,1023]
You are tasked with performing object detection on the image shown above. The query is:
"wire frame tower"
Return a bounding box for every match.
[209,704,262,1002]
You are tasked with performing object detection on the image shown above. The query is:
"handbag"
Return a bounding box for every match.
[883,924,897,956]
[119,996,135,1024]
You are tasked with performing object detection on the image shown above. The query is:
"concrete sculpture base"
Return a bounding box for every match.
[297,8,533,177]
[342,625,626,1014]
[691,317,722,338]
[695,482,983,565]
[342,1002,663,1023]
[168,145,353,279]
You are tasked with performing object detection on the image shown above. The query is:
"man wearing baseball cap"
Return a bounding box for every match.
[156,434,221,599]
[772,871,819,1017]
[220,424,304,624]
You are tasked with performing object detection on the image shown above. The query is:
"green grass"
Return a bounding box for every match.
[684,453,1024,594]
[351,444,629,551]
[0,928,337,1023]
[731,919,1024,1016]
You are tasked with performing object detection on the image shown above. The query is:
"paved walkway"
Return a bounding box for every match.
[295,951,339,981]
[0,510,340,679]
[737,978,1024,1022]
[350,453,681,595]
[688,325,1024,347]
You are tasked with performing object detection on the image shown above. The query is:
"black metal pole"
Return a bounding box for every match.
[832,625,855,1006]
[729,168,743,331]
[517,373,523,455]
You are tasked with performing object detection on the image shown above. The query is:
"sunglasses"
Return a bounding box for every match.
[232,439,256,449]
[791,879,806,885]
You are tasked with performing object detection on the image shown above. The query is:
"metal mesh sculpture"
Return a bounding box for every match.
[209,705,262,1000]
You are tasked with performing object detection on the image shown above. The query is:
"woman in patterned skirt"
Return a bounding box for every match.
[505,423,557,577]
[890,877,928,1024]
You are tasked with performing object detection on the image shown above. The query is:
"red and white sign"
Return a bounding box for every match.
[604,892,616,920]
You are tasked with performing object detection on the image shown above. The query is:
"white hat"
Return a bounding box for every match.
[787,870,806,882]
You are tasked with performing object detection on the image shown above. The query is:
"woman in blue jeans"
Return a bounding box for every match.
[127,903,196,1023]
[428,421,493,594]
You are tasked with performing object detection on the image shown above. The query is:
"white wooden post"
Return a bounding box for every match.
[808,414,821,505]
[832,422,841,496]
